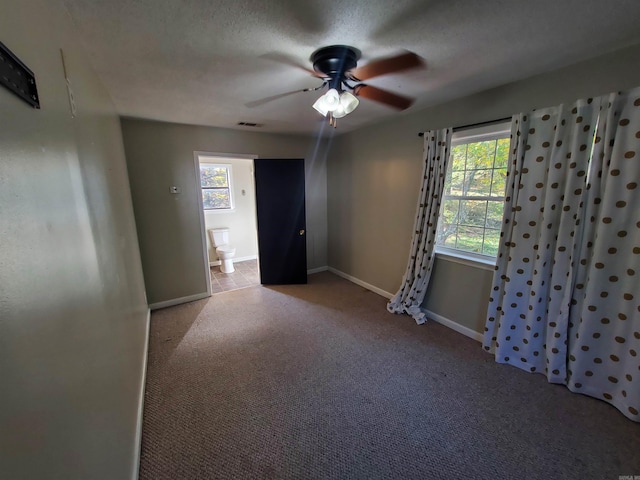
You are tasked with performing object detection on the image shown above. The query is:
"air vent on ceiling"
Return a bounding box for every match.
[237,121,262,127]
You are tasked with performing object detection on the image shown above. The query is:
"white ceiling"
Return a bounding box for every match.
[61,0,640,135]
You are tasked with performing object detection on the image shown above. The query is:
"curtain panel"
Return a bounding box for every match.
[566,89,640,421]
[483,101,600,381]
[484,88,640,421]
[388,128,452,324]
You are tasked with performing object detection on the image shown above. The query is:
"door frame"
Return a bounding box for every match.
[193,151,259,296]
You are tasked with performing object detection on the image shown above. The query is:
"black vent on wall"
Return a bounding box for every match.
[237,122,262,127]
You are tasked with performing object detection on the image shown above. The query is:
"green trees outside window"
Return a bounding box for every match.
[200,164,232,210]
[437,136,509,256]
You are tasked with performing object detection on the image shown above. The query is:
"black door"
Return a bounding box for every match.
[254,158,307,284]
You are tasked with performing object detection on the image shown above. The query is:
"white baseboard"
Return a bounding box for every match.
[307,266,328,274]
[132,307,150,480]
[209,254,257,267]
[327,267,394,299]
[422,308,483,342]
[149,291,210,310]
[326,268,483,343]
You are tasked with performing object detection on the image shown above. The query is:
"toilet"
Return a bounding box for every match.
[209,227,236,273]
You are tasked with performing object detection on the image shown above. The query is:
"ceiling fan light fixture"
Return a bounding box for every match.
[339,91,359,114]
[322,88,340,111]
[313,89,359,119]
[254,45,421,127]
[312,88,340,116]
[332,104,347,119]
[312,96,330,116]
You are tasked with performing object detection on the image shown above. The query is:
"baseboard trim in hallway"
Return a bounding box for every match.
[133,308,151,480]
[149,292,210,311]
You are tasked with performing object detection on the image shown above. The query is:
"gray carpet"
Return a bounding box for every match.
[140,272,640,479]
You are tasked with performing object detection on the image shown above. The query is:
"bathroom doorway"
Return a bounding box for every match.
[194,152,260,294]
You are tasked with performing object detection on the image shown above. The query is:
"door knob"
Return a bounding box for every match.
[299,229,305,236]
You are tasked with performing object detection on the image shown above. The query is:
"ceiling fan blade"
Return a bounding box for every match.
[350,51,424,81]
[260,52,326,78]
[245,88,311,108]
[245,83,327,108]
[354,85,414,110]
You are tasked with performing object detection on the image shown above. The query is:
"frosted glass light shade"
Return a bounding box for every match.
[332,104,347,118]
[312,89,359,118]
[323,88,340,111]
[313,88,341,116]
[339,91,359,114]
[312,96,329,116]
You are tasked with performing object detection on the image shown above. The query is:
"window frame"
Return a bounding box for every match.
[435,121,511,265]
[199,163,234,212]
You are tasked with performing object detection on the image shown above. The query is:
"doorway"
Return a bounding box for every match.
[194,152,260,294]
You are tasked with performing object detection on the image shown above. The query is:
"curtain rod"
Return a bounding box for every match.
[417,116,511,137]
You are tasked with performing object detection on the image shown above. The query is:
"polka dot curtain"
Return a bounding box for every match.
[388,128,452,324]
[567,89,640,421]
[484,101,600,380]
[483,88,640,422]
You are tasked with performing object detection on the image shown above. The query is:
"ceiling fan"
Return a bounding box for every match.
[248,45,425,127]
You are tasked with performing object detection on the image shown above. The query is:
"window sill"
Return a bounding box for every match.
[204,208,235,214]
[435,248,496,271]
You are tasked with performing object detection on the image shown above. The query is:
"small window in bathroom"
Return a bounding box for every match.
[200,164,233,210]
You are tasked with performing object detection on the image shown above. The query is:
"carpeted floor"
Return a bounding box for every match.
[140,272,640,479]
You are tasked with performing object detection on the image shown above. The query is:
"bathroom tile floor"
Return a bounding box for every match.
[210,259,261,294]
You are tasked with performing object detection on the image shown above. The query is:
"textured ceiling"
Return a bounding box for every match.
[61,0,640,135]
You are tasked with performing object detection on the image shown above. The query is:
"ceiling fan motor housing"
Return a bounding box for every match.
[311,45,361,90]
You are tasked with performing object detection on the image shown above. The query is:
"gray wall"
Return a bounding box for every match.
[121,119,328,305]
[0,0,148,478]
[327,43,640,334]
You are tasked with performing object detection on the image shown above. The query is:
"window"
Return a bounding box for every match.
[200,164,233,210]
[436,123,510,259]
